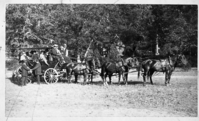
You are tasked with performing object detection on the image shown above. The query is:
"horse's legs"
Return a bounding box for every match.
[74,74,78,83]
[105,72,108,85]
[123,67,128,85]
[149,70,154,85]
[125,73,128,85]
[165,71,169,86]
[108,73,113,85]
[101,74,107,86]
[118,73,121,85]
[68,75,71,83]
[67,69,72,83]
[142,69,147,86]
[90,71,93,83]
[100,66,106,86]
[143,74,146,86]
[168,71,173,85]
[121,72,127,85]
[83,71,88,85]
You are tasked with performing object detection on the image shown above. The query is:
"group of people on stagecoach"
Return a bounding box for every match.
[17,41,69,86]
[16,37,125,85]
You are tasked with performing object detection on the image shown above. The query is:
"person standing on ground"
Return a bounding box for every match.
[31,58,42,84]
[20,60,31,86]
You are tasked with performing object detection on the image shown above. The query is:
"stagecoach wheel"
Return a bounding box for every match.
[44,68,59,84]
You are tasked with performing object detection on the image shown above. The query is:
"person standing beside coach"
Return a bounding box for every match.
[19,60,31,86]
[31,58,42,85]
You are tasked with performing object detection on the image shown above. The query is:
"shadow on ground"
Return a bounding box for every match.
[8,74,48,86]
[8,76,22,86]
[8,74,158,87]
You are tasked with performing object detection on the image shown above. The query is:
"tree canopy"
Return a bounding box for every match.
[6,4,197,66]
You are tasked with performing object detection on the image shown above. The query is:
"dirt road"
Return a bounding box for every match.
[5,69,197,119]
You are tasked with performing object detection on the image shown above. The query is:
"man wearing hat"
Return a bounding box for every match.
[31,58,42,84]
[20,51,30,61]
[32,51,40,61]
[51,44,65,64]
[19,60,31,86]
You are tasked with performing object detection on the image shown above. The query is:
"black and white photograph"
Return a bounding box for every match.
[1,0,198,121]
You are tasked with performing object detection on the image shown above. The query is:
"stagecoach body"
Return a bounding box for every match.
[12,47,67,84]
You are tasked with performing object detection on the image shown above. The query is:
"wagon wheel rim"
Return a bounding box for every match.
[44,68,58,84]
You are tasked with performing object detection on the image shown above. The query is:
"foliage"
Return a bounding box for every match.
[6,4,197,66]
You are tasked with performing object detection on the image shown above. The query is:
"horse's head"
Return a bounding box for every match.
[169,54,188,68]
[177,54,188,66]
[125,57,139,68]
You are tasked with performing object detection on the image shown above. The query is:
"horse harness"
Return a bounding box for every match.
[66,62,74,67]
[153,58,173,72]
[106,61,125,71]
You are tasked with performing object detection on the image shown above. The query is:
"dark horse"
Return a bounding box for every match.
[60,55,101,84]
[85,57,101,83]
[138,54,187,86]
[61,62,89,84]
[123,57,140,84]
[100,57,127,86]
[100,57,139,85]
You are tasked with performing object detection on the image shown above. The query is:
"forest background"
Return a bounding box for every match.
[6,4,197,66]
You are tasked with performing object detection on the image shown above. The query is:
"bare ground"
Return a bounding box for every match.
[5,69,198,118]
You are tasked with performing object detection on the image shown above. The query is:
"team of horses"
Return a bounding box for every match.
[56,53,187,86]
[27,48,187,86]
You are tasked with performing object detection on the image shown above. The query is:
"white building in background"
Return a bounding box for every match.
[155,34,160,55]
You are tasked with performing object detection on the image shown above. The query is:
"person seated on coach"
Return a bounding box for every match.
[51,44,65,64]
[19,60,31,86]
[31,51,40,61]
[20,51,31,61]
[39,51,49,66]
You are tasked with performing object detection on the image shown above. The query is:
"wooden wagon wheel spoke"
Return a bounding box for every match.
[52,76,56,83]
[46,71,51,75]
[44,68,58,84]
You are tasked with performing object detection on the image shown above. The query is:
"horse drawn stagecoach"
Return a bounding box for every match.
[11,41,185,86]
[12,43,104,85]
[12,46,71,84]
